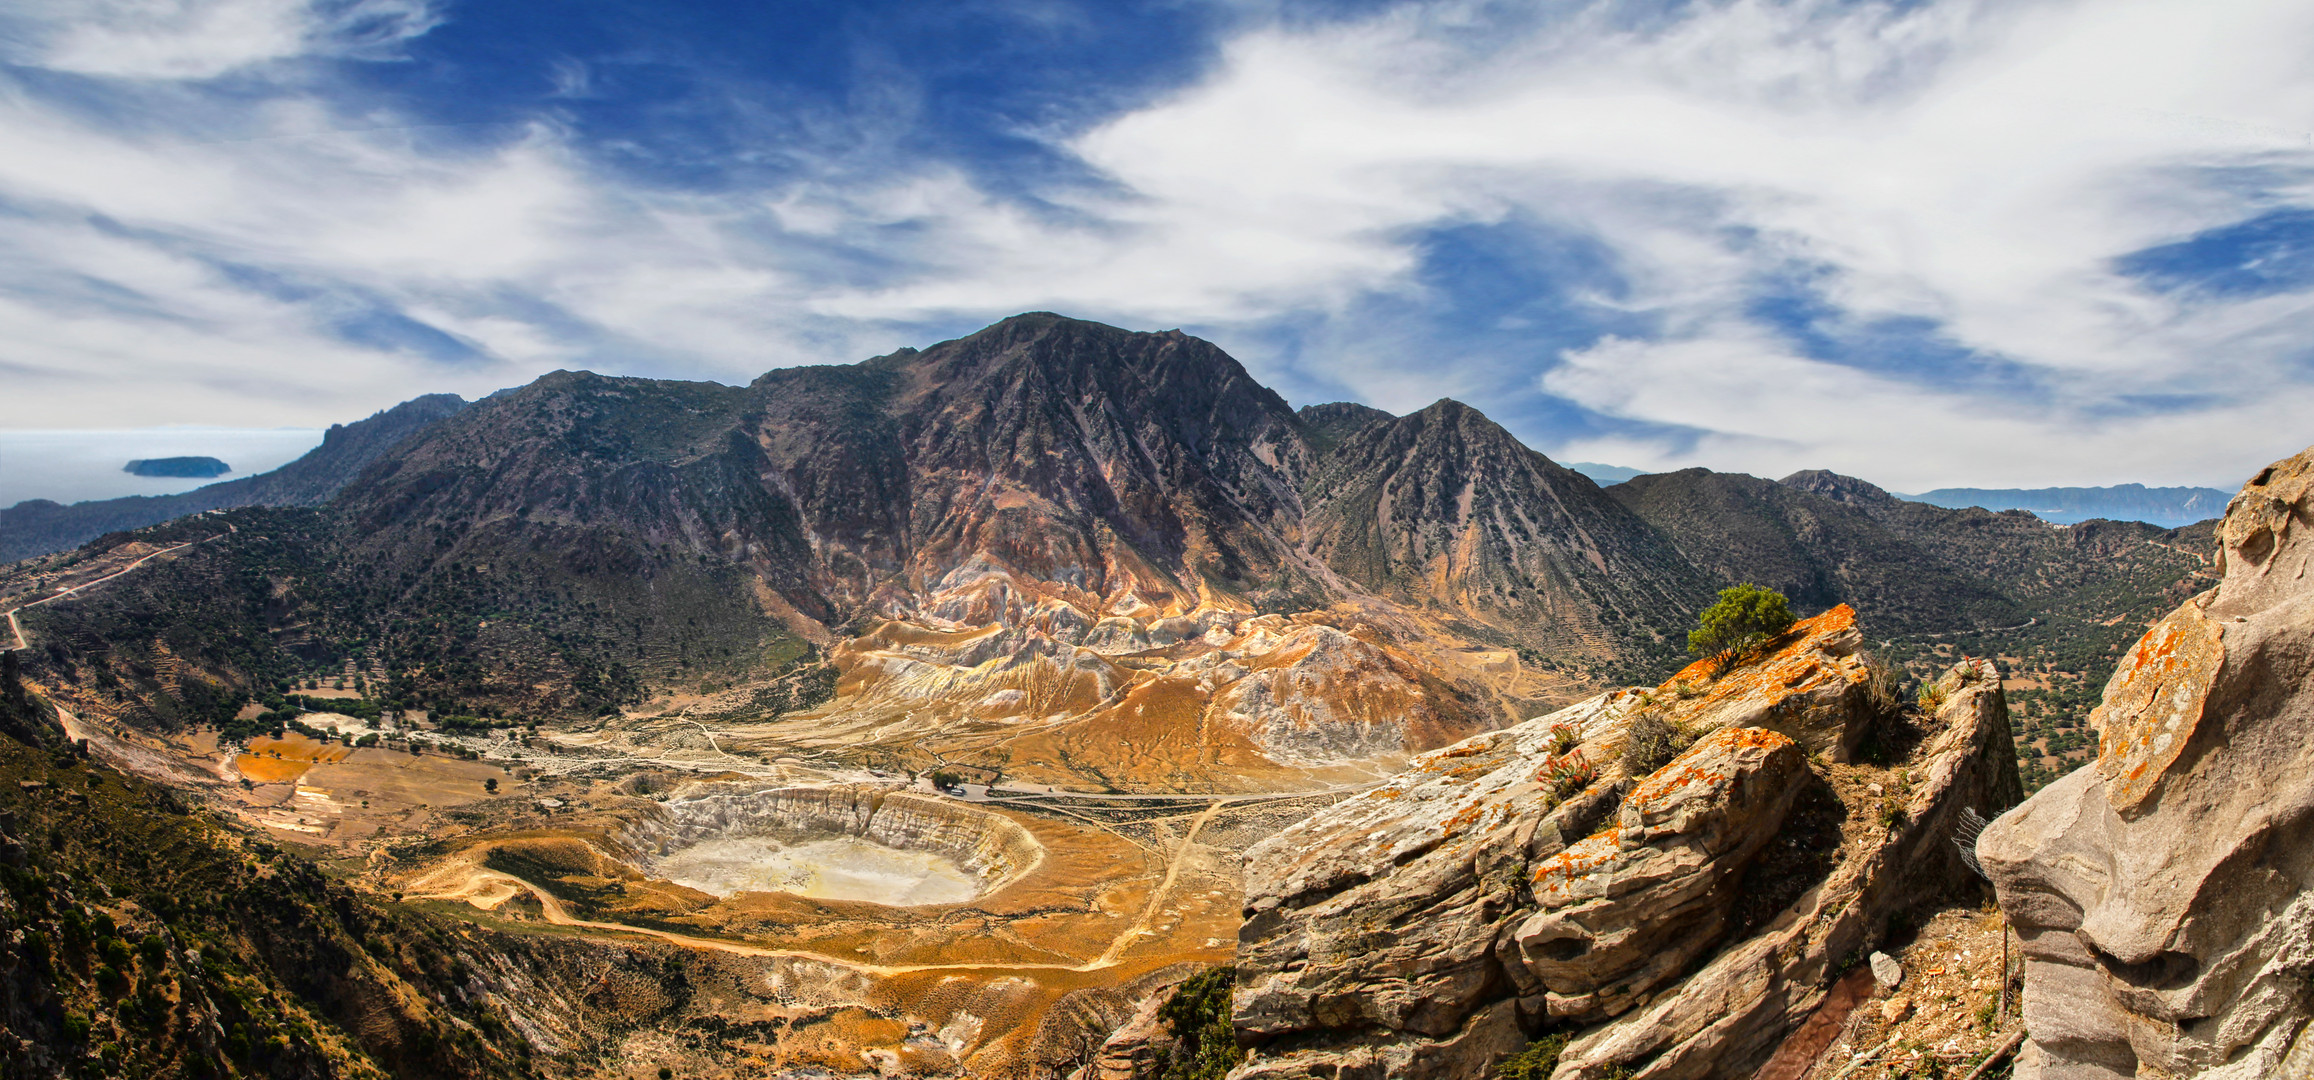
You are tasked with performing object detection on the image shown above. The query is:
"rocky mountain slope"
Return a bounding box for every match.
[1983,448,2314,1078]
[0,658,646,1079]
[0,394,467,563]
[10,314,2206,795]
[1300,400,1704,660]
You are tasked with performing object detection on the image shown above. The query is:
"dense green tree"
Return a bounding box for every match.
[1687,583,1798,660]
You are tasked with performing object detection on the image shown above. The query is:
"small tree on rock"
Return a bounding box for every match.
[1688,584,1797,665]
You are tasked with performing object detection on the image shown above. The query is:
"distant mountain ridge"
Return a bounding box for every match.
[1900,483,2232,527]
[0,394,467,562]
[1565,461,1647,485]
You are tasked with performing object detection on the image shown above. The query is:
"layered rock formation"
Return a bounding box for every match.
[1231,607,2023,1079]
[1982,449,2314,1079]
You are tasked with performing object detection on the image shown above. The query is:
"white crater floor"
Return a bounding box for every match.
[653,836,980,906]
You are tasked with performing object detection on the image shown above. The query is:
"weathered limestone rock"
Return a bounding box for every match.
[1652,605,1875,762]
[1229,607,2018,1080]
[1070,972,1195,1080]
[1982,448,2314,1080]
[1549,659,2020,1080]
[1505,727,1806,1022]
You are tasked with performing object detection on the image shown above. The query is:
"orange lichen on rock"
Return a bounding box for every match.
[1645,605,1872,762]
[1530,827,1624,894]
[2093,596,2224,815]
[1626,727,1790,811]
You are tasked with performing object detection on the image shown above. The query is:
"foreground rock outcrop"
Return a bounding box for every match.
[1982,449,2314,1079]
[1228,606,2023,1079]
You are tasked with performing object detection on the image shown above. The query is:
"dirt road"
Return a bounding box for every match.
[3,537,212,652]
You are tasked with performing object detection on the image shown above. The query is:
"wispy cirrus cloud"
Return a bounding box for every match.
[3,0,441,79]
[0,0,2311,495]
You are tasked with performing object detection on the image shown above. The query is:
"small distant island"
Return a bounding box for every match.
[123,456,231,478]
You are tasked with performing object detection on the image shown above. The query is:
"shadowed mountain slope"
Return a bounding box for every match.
[1302,399,1708,657]
[1610,468,2024,634]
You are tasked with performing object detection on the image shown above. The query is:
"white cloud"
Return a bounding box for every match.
[1006,0,2314,486]
[2,0,2313,493]
[8,0,441,80]
[1544,326,2314,490]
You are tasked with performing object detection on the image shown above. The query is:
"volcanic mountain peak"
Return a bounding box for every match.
[1299,394,1707,661]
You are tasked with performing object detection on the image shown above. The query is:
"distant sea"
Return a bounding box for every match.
[0,428,324,509]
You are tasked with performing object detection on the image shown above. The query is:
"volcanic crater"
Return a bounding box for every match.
[624,784,1044,907]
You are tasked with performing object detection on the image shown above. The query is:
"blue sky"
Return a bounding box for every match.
[2,0,2313,493]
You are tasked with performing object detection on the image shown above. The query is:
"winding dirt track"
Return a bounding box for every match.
[3,537,214,652]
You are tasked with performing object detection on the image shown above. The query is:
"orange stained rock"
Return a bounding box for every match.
[1530,825,1625,898]
[1665,604,1856,689]
[1438,799,1492,837]
[1625,727,1793,810]
[2093,599,2224,814]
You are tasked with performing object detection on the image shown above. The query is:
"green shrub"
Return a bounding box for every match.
[138,933,167,969]
[1154,966,1242,1080]
[1687,584,1797,661]
[1620,712,1695,778]
[1498,1033,1568,1080]
[95,962,127,997]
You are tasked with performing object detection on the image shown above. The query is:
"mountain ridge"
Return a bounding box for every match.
[1900,481,2231,527]
[11,315,2209,789]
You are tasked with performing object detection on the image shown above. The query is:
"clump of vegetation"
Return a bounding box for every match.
[1918,679,1950,713]
[1688,583,1798,667]
[1497,1032,1568,1079]
[1861,651,1907,717]
[1540,751,1599,807]
[1153,965,1243,1080]
[1620,712,1696,778]
[1548,723,1583,755]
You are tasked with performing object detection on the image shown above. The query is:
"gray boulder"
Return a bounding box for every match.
[1981,448,2314,1079]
